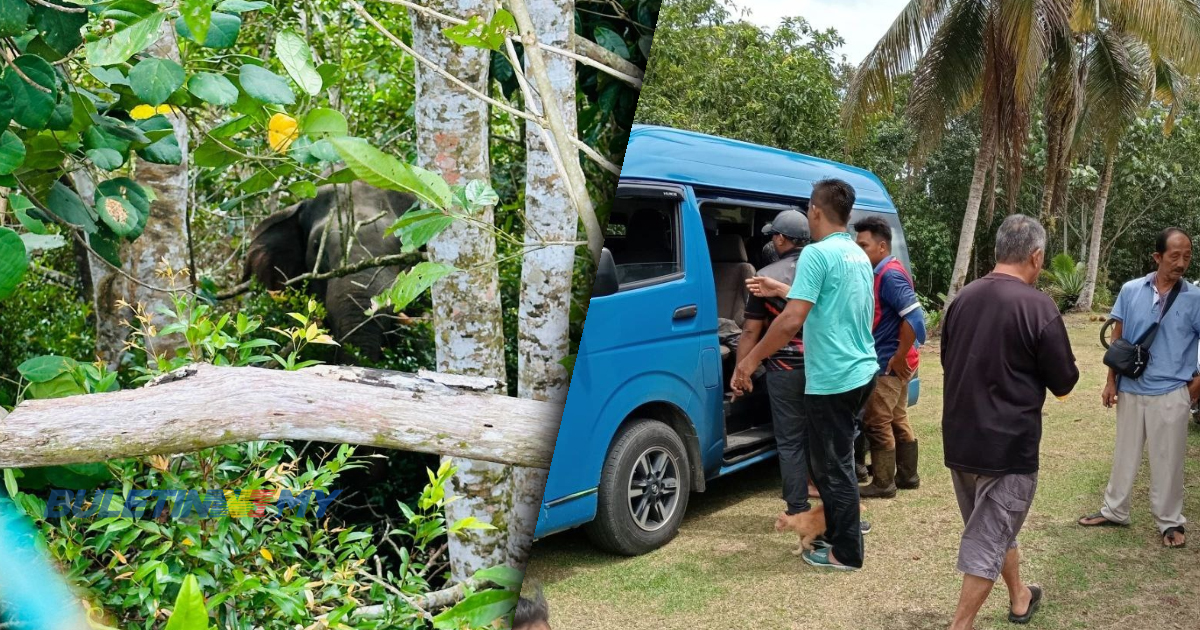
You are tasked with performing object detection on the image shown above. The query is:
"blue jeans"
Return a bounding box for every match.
[805,378,877,568]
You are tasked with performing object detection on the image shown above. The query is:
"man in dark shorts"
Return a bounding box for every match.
[735,210,811,516]
[941,215,1079,629]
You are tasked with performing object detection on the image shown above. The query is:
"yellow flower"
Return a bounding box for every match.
[156,104,178,116]
[130,104,157,120]
[260,548,273,562]
[268,113,299,153]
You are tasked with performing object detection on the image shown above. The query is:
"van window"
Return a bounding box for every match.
[605,198,682,288]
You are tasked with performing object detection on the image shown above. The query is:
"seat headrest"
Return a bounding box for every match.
[710,234,747,263]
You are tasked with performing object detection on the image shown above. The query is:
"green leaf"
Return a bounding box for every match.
[27,372,84,399]
[275,30,322,96]
[88,224,122,267]
[470,566,524,590]
[374,262,458,313]
[288,180,317,198]
[47,181,97,233]
[216,0,272,13]
[0,131,25,175]
[138,133,182,165]
[593,25,630,60]
[386,208,456,252]
[239,64,295,105]
[181,0,213,47]
[302,108,347,138]
[94,177,150,239]
[87,148,124,171]
[21,232,66,254]
[46,88,75,131]
[89,66,129,87]
[0,80,13,131]
[431,589,517,630]
[33,3,87,56]
[193,138,240,168]
[188,72,238,106]
[97,195,139,236]
[0,227,29,301]
[85,11,166,66]
[329,137,453,209]
[0,0,32,38]
[175,12,240,49]
[463,179,498,211]
[11,194,48,235]
[17,355,77,383]
[209,115,253,137]
[164,575,210,630]
[129,58,185,107]
[3,55,59,130]
[308,138,340,163]
[442,10,515,52]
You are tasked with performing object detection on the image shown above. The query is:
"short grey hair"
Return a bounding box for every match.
[995,214,1046,264]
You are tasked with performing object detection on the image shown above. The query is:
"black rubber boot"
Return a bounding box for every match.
[859,449,897,499]
[896,440,921,490]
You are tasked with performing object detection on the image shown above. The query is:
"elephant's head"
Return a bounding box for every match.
[244,181,417,362]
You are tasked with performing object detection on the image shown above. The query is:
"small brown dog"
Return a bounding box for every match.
[774,505,826,555]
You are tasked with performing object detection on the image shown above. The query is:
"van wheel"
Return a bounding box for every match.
[586,419,691,555]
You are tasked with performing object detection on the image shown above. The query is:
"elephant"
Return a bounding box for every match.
[244,181,417,363]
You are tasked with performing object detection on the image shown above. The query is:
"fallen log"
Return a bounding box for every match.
[0,363,561,469]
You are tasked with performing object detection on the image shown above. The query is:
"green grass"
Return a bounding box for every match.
[524,315,1200,629]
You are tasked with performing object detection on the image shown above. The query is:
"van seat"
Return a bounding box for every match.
[710,234,754,326]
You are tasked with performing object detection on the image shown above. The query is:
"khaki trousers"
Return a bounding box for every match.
[1100,387,1190,533]
[862,375,915,451]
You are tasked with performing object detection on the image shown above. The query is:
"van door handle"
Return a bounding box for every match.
[673,305,698,320]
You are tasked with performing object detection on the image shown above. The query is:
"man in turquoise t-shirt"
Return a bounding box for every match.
[733,178,878,571]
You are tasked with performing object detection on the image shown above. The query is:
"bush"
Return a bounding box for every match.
[1040,253,1086,312]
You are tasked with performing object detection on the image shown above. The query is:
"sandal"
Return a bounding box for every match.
[1008,584,1042,624]
[1078,512,1125,527]
[1163,526,1186,549]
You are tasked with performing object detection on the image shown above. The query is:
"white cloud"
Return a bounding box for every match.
[736,0,909,65]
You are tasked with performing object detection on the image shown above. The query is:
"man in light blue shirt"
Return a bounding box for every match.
[733,178,877,571]
[1079,228,1200,548]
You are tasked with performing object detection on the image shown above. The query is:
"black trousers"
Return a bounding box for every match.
[765,368,810,515]
[805,378,877,568]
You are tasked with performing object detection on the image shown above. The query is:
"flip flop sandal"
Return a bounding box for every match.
[1163,526,1187,549]
[1078,512,1125,527]
[1008,585,1043,624]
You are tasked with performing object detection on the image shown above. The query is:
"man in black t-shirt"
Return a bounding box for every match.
[941,215,1079,629]
[734,210,810,515]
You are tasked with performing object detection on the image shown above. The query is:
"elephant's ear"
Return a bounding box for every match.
[245,202,306,290]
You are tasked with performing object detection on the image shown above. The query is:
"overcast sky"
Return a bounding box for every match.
[736,0,909,64]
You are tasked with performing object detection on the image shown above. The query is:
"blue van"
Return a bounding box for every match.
[533,125,918,555]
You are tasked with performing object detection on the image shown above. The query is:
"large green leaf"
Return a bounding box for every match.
[27,372,85,399]
[3,55,59,130]
[593,25,630,59]
[88,224,122,267]
[46,86,75,131]
[21,232,66,254]
[85,10,166,66]
[239,64,295,105]
[275,30,322,96]
[0,131,25,175]
[175,12,240,49]
[17,355,77,383]
[188,72,238,106]
[97,195,139,237]
[216,0,271,13]
[0,80,13,131]
[180,0,213,46]
[385,208,456,253]
[470,566,525,590]
[329,137,453,209]
[164,575,211,630]
[10,194,48,235]
[0,0,32,38]
[95,177,150,239]
[0,227,29,300]
[86,148,124,171]
[374,262,458,313]
[431,590,517,630]
[47,182,97,233]
[193,138,240,168]
[129,58,185,107]
[33,3,87,56]
[302,108,347,138]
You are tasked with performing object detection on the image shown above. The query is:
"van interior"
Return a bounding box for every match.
[605,192,909,467]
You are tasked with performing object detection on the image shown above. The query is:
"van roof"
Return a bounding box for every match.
[620,125,898,213]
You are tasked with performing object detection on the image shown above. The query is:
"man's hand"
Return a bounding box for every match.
[730,357,759,398]
[887,354,914,381]
[746,276,789,299]
[1189,377,1200,405]
[1102,381,1119,409]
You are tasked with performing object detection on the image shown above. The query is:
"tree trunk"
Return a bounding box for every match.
[944,122,996,308]
[510,0,576,571]
[1075,149,1115,312]
[411,0,512,582]
[88,23,191,368]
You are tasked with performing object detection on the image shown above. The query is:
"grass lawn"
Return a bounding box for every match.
[524,314,1200,629]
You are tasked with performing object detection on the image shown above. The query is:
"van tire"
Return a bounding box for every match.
[586,419,691,556]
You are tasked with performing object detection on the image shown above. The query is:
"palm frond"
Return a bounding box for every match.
[1103,0,1200,72]
[1083,25,1152,147]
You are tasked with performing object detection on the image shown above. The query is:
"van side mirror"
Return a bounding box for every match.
[592,248,619,297]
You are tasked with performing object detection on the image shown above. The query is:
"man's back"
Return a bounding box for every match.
[941,274,1079,476]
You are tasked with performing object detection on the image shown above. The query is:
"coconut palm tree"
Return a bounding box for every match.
[844,0,1200,308]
